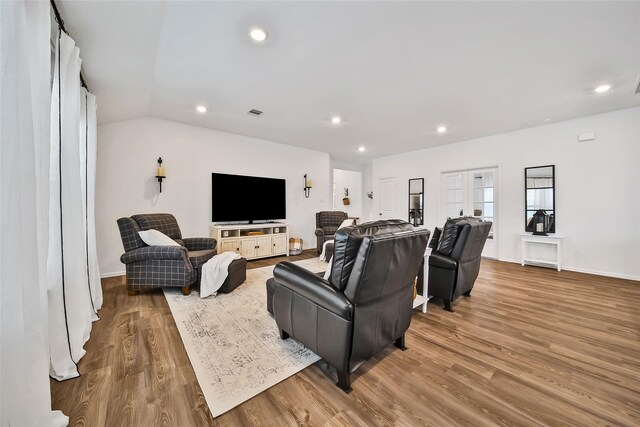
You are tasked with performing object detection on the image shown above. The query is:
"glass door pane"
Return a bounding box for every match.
[471,171,495,240]
[445,173,465,218]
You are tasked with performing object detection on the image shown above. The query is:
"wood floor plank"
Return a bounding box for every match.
[51,251,640,426]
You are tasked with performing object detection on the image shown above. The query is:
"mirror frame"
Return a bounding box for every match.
[408,178,424,226]
[524,165,555,233]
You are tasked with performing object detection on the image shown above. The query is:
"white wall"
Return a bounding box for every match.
[332,168,363,219]
[330,159,363,172]
[97,117,331,276]
[373,107,640,280]
[362,163,375,222]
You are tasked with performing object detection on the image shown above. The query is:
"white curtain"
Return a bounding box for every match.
[79,88,103,312]
[526,177,553,188]
[0,0,68,425]
[48,30,96,380]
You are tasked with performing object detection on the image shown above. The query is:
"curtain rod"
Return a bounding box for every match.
[50,0,88,90]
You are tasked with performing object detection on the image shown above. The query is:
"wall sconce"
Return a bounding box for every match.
[155,157,166,193]
[303,174,312,198]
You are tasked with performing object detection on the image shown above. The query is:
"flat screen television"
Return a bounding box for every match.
[212,173,286,223]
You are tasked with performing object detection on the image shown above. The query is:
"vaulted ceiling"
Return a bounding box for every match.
[58,1,640,163]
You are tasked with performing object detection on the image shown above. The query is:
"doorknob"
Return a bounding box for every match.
[379,213,382,216]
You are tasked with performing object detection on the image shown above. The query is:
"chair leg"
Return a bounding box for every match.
[336,369,352,393]
[279,329,289,340]
[181,286,191,296]
[127,290,140,296]
[394,335,407,351]
[444,299,453,312]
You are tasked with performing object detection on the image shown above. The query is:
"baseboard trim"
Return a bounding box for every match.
[559,266,639,282]
[101,270,125,279]
[498,258,639,282]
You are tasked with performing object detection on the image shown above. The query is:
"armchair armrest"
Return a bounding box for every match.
[274,262,353,320]
[429,252,458,270]
[182,237,217,251]
[120,246,188,264]
[314,228,326,238]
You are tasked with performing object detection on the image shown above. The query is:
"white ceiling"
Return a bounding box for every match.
[58,1,640,164]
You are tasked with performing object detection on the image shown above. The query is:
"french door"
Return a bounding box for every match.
[442,168,498,258]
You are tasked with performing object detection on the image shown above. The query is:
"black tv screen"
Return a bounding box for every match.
[212,173,286,222]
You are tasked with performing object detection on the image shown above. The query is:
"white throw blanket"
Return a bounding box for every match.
[200,251,242,298]
[319,239,333,262]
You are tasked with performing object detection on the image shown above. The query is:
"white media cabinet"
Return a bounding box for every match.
[210,223,289,260]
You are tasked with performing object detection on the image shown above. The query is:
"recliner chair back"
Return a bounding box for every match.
[452,219,491,299]
[131,213,182,240]
[316,211,348,229]
[449,217,490,263]
[343,229,429,371]
[329,219,413,291]
[117,213,184,253]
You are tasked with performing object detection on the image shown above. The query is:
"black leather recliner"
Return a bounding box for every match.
[428,217,492,311]
[268,220,430,392]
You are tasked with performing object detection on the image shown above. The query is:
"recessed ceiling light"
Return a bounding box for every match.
[358,146,365,152]
[249,27,268,42]
[437,126,447,133]
[594,84,611,93]
[331,116,342,124]
[196,105,207,113]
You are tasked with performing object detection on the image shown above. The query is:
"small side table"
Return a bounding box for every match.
[414,247,432,313]
[521,233,563,271]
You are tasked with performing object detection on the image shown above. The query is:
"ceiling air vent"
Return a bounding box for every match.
[247,109,263,116]
[634,74,640,94]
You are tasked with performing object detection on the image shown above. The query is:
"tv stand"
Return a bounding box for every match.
[210,223,289,260]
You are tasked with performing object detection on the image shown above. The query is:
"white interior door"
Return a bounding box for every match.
[378,177,398,219]
[442,168,498,258]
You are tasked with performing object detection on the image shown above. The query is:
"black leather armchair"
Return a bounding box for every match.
[117,213,217,295]
[314,211,348,253]
[270,220,430,392]
[428,217,492,311]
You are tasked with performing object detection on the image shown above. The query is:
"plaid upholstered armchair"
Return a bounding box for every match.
[315,211,348,253]
[117,213,217,296]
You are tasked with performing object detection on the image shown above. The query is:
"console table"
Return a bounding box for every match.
[521,233,563,271]
[210,223,289,260]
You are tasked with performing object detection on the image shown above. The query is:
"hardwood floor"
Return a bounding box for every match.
[51,250,640,426]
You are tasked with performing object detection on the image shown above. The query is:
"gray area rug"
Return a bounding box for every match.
[164,258,328,417]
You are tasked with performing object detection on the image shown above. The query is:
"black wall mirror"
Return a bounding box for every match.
[525,165,555,233]
[408,178,424,226]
